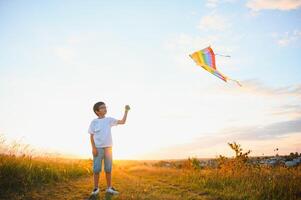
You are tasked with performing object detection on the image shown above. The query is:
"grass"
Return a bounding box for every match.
[1,157,301,200]
[179,164,301,200]
[1,135,300,200]
[0,154,92,196]
[0,134,92,198]
[119,160,301,200]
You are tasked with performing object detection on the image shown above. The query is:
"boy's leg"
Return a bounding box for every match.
[93,173,100,188]
[105,172,112,188]
[93,147,104,188]
[104,147,113,188]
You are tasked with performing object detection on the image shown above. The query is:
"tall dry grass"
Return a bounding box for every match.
[180,163,301,200]
[0,134,92,197]
[153,142,301,200]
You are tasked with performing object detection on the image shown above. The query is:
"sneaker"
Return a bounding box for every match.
[91,187,100,195]
[106,187,119,195]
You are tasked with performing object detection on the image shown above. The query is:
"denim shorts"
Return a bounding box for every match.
[93,147,112,173]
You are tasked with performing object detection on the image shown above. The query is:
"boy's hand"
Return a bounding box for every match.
[92,147,98,157]
[125,105,130,111]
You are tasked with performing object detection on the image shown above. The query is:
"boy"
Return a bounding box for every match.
[88,101,130,196]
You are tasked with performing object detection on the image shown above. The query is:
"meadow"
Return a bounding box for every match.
[1,136,300,200]
[0,153,91,198]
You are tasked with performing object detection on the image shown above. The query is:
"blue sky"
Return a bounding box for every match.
[0,0,300,159]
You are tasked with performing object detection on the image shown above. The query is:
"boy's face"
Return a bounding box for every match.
[96,104,107,116]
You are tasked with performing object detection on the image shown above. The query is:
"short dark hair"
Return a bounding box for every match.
[93,101,105,115]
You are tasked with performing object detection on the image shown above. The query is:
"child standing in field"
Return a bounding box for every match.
[88,101,130,196]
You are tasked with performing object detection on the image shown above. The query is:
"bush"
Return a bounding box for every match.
[217,142,252,173]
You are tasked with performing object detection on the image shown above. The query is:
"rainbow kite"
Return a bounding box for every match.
[189,46,242,87]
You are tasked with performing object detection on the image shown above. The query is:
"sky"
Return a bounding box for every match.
[0,0,301,160]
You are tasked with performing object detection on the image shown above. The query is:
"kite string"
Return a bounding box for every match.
[215,53,242,86]
[215,53,231,58]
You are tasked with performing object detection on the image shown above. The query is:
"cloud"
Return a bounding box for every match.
[187,80,301,146]
[197,12,230,31]
[271,30,301,46]
[247,0,301,11]
[269,104,301,117]
[200,116,301,145]
[206,78,301,119]
[227,117,301,140]
[211,78,301,98]
[149,116,301,159]
[206,0,238,8]
[165,33,220,52]
[206,0,220,8]
[243,79,301,97]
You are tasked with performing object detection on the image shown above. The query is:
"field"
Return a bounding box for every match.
[1,136,300,200]
[1,155,301,200]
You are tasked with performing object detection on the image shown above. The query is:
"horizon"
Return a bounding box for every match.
[0,133,298,160]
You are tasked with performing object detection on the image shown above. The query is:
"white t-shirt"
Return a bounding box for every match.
[88,117,118,148]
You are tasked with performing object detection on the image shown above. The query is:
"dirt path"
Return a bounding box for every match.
[20,167,214,200]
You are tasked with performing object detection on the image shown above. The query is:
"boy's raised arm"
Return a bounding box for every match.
[117,105,130,125]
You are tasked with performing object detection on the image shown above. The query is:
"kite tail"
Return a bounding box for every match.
[228,78,242,87]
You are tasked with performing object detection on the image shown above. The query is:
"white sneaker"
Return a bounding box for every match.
[91,187,100,195]
[106,187,119,195]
